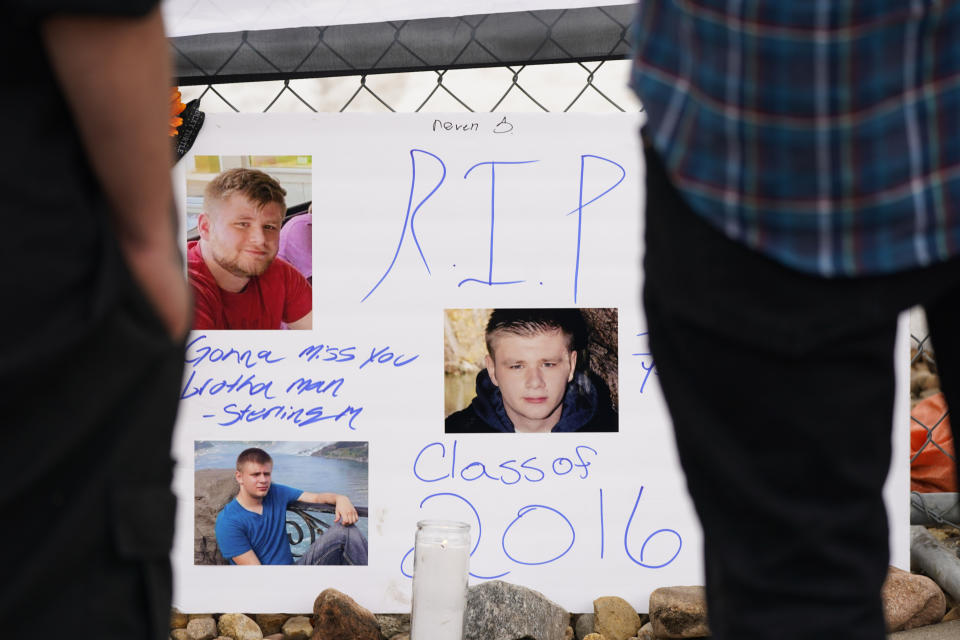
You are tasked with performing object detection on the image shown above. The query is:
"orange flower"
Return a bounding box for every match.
[170,88,186,137]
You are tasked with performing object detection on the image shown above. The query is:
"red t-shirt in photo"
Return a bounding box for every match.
[187,240,312,330]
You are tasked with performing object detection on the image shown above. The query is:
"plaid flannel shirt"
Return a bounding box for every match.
[631,1,960,277]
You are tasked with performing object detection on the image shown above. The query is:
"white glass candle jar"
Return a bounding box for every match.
[410,520,471,640]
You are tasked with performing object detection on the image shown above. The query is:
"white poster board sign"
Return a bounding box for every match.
[171,113,909,614]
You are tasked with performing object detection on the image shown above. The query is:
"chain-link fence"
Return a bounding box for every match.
[171,5,641,114]
[910,311,957,530]
[912,492,960,530]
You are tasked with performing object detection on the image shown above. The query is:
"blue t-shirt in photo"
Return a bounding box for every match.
[215,483,303,565]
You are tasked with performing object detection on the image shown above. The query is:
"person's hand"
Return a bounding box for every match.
[334,495,359,526]
[41,8,191,343]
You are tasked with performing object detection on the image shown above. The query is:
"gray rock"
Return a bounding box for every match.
[635,622,655,640]
[218,613,263,640]
[375,614,410,638]
[464,580,569,640]
[312,588,382,640]
[594,596,641,640]
[187,617,217,640]
[883,566,947,632]
[575,614,595,640]
[281,616,313,640]
[649,586,709,639]
[888,620,960,639]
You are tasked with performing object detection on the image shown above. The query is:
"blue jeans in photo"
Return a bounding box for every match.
[295,521,368,566]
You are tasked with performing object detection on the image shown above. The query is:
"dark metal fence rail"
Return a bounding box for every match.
[172,6,633,84]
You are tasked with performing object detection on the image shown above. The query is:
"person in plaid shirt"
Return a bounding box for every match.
[632,3,960,638]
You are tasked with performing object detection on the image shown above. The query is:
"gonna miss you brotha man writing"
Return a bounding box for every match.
[215,448,368,565]
[446,308,617,434]
[188,168,312,330]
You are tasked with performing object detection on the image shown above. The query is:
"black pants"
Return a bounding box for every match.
[643,147,960,639]
[2,269,183,640]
